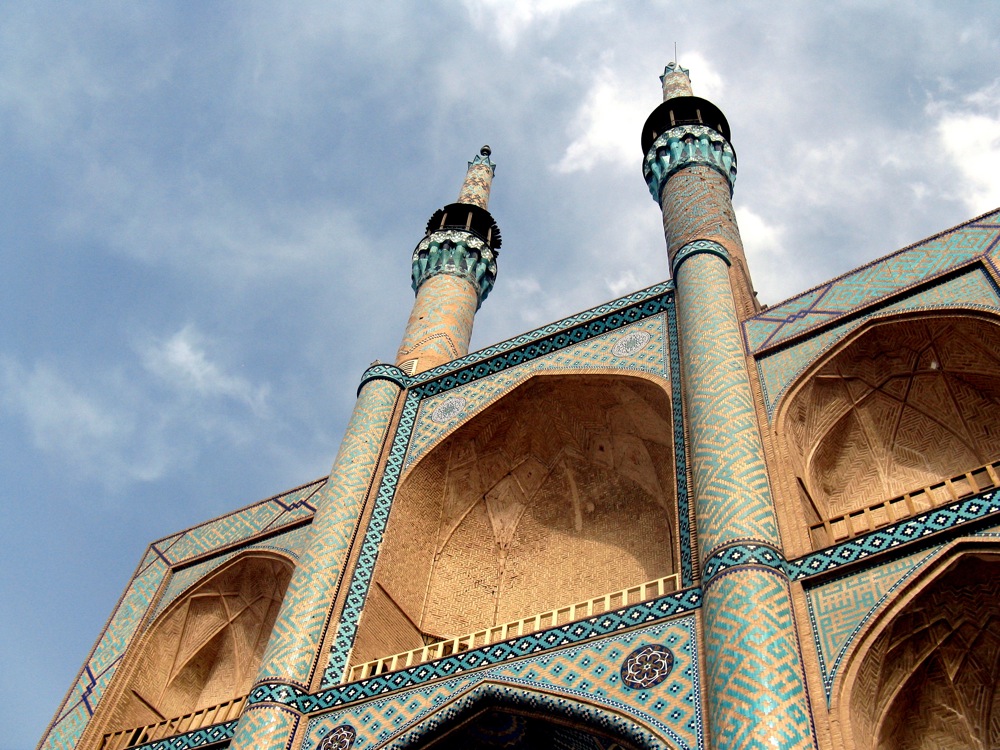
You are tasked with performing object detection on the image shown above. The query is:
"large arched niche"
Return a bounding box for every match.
[837,547,1000,750]
[352,373,677,664]
[777,313,1000,539]
[104,553,293,733]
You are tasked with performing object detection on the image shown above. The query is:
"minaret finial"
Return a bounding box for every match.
[456,145,496,209]
[660,62,693,101]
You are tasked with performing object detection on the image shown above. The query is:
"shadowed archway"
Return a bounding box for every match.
[843,551,1000,749]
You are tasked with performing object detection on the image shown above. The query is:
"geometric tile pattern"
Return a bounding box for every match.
[295,588,701,708]
[675,249,781,557]
[805,547,935,700]
[230,705,299,750]
[701,569,815,750]
[397,271,478,372]
[786,489,1000,580]
[254,378,400,687]
[320,286,696,688]
[157,478,325,565]
[407,283,674,399]
[666,300,695,586]
[151,523,313,619]
[701,542,785,584]
[404,315,670,472]
[672,229,813,748]
[128,720,238,750]
[39,476,327,750]
[744,210,1000,353]
[321,390,422,687]
[301,616,703,750]
[756,265,1000,418]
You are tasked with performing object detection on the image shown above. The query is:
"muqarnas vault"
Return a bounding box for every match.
[40,64,1000,750]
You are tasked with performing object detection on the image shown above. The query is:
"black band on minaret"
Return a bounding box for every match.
[425,203,502,250]
[641,96,731,155]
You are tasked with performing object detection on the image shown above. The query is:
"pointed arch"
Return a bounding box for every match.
[383,680,674,750]
[774,311,1000,548]
[352,373,678,666]
[101,551,294,735]
[834,541,1000,750]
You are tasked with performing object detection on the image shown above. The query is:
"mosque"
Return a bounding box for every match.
[40,64,1000,750]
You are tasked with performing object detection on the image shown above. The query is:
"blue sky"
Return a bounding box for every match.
[4,2,999,747]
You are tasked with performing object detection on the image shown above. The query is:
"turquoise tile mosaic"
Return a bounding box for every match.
[743,211,1000,354]
[756,265,1000,419]
[321,287,695,688]
[39,479,325,750]
[305,616,702,750]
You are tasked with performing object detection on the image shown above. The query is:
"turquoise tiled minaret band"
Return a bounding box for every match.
[647,64,817,750]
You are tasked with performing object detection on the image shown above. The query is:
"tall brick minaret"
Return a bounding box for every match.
[643,63,816,749]
[229,150,501,750]
[396,146,501,375]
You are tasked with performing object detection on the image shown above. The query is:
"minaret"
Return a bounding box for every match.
[643,65,816,748]
[227,151,501,750]
[396,146,501,375]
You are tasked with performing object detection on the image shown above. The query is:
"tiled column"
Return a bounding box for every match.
[230,366,405,750]
[645,65,815,750]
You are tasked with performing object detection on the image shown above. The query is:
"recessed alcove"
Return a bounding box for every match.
[350,374,678,668]
[103,554,293,736]
[780,315,1000,545]
[847,553,1000,750]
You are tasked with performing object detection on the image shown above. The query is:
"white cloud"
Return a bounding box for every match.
[556,53,724,176]
[735,204,806,305]
[934,83,1000,215]
[0,357,177,487]
[140,325,269,415]
[462,0,596,48]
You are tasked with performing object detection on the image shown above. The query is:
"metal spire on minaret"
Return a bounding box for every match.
[396,146,502,376]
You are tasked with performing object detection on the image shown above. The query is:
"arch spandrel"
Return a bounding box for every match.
[402,315,671,480]
[352,372,678,664]
[834,544,1000,750]
[774,312,1000,549]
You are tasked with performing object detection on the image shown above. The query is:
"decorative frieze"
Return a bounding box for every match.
[410,229,498,307]
[643,124,737,202]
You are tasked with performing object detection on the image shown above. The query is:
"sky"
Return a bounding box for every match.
[3,2,1000,747]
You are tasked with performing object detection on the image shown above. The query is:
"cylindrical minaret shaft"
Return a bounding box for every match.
[396,147,501,375]
[644,64,816,749]
[230,368,405,749]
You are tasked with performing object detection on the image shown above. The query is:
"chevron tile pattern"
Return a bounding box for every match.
[676,250,780,556]
[321,390,422,687]
[397,273,477,371]
[703,570,814,750]
[255,379,399,686]
[660,167,741,258]
[744,211,1000,353]
[231,705,299,750]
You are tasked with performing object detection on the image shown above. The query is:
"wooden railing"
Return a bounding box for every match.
[100,694,247,750]
[346,574,680,683]
[809,460,1000,550]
